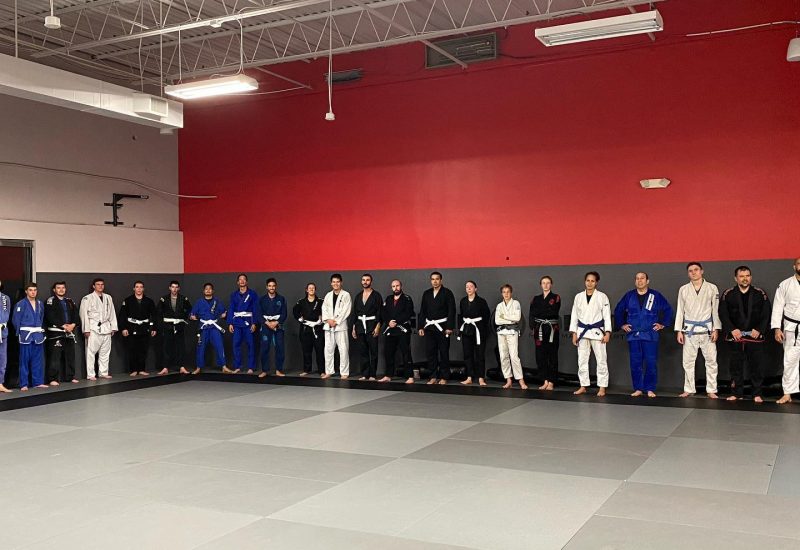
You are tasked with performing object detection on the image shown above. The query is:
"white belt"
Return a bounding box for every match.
[200,319,225,332]
[233,311,252,326]
[458,317,483,346]
[424,317,448,334]
[357,315,376,333]
[127,317,149,325]
[163,318,187,325]
[47,327,77,341]
[301,319,323,338]
[20,326,45,342]
[383,321,409,335]
[263,315,281,322]
[534,318,558,343]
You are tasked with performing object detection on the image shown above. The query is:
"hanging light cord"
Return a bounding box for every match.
[327,0,334,117]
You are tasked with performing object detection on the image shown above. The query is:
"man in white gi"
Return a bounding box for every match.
[772,257,800,404]
[322,273,352,379]
[675,262,721,399]
[569,271,612,397]
[80,278,118,380]
[495,284,528,390]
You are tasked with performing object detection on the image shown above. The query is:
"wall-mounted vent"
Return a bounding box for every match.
[426,33,497,69]
[132,93,169,119]
[324,68,363,84]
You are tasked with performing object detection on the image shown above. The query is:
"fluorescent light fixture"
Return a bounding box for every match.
[788,37,800,62]
[640,178,670,189]
[164,74,258,99]
[535,10,663,46]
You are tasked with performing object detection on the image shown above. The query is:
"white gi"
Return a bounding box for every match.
[569,290,612,388]
[771,276,800,395]
[80,292,118,378]
[322,290,352,376]
[674,281,721,394]
[495,299,524,380]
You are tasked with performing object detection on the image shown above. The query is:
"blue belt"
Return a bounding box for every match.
[683,317,712,337]
[577,320,605,341]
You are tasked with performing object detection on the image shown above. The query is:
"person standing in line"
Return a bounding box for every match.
[226,274,258,374]
[293,283,325,376]
[119,281,157,377]
[0,281,11,393]
[458,281,490,386]
[322,273,352,379]
[80,278,117,381]
[189,283,227,374]
[771,257,800,404]
[569,272,612,397]
[380,279,415,384]
[530,276,561,391]
[14,282,48,391]
[351,274,382,381]
[418,271,456,385]
[495,284,528,390]
[259,278,288,377]
[44,281,81,385]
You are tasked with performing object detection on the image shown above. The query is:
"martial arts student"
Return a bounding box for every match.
[119,281,156,377]
[292,283,325,376]
[80,278,118,381]
[613,272,672,398]
[322,273,352,379]
[189,283,227,374]
[674,262,722,399]
[0,281,11,392]
[569,271,612,397]
[458,281,490,386]
[226,274,258,374]
[157,281,192,375]
[380,279,415,384]
[44,281,81,385]
[720,266,770,402]
[771,257,800,404]
[529,276,561,391]
[350,274,382,381]
[495,284,528,389]
[13,282,48,391]
[418,271,456,385]
[259,278,288,377]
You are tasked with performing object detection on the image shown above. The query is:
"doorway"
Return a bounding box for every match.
[0,239,34,388]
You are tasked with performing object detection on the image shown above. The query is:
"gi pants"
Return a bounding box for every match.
[86,332,111,377]
[681,333,718,394]
[424,328,450,380]
[20,343,45,387]
[197,328,226,369]
[385,332,413,379]
[461,332,485,380]
[126,333,150,373]
[231,326,255,371]
[0,339,7,385]
[498,333,523,380]
[781,330,800,395]
[628,340,658,392]
[325,329,350,376]
[535,335,559,385]
[728,341,764,398]
[577,338,609,388]
[355,330,379,378]
[260,329,285,373]
[299,329,324,373]
[47,337,76,382]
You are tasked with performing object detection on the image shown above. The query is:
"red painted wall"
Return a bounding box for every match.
[180,0,800,274]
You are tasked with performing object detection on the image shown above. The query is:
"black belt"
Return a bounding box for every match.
[784,314,800,345]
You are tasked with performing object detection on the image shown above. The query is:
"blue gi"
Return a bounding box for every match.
[12,298,46,388]
[227,289,259,371]
[191,297,226,369]
[259,293,288,373]
[613,289,673,392]
[0,292,10,385]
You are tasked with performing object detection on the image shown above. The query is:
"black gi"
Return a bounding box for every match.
[529,292,561,385]
[350,290,383,378]
[44,295,80,382]
[119,295,157,373]
[293,296,325,374]
[157,293,192,371]
[418,287,456,380]
[458,295,491,380]
[720,286,770,398]
[382,292,415,379]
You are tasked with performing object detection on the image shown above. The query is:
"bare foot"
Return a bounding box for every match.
[502,379,512,389]
[427,379,437,385]
[50,381,60,386]
[378,376,391,383]
[647,391,656,398]
[139,371,150,376]
[461,377,473,386]
[519,381,529,390]
[222,366,234,374]
[631,390,643,397]
[71,379,79,383]
[99,374,112,379]
[358,377,367,381]
[545,383,554,391]
[232,369,241,374]
[87,377,96,381]
[157,368,168,376]
[369,377,376,381]
[21,386,28,392]
[179,367,190,374]
[597,388,606,397]
[192,368,201,375]
[754,396,764,403]
[340,375,349,380]
[36,384,49,389]
[129,372,138,377]
[707,392,719,400]
[0,384,11,393]
[258,372,268,378]
[726,396,738,401]
[299,372,309,377]
[246,369,254,375]
[678,392,692,398]
[538,381,548,390]
[405,377,415,384]
[777,394,792,404]
[478,378,487,386]
[573,387,587,395]
[320,373,331,379]
[437,379,447,385]
[276,371,286,377]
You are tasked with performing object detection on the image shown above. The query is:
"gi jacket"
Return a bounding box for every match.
[418,287,456,331]
[227,289,259,328]
[458,295,491,340]
[119,295,156,336]
[322,290,352,333]
[260,294,288,331]
[80,292,118,335]
[720,286,770,339]
[529,293,561,342]
[569,291,612,341]
[383,293,415,336]
[158,293,192,332]
[0,292,10,342]
[44,296,81,341]
[613,289,673,342]
[13,298,46,344]
[674,281,721,333]
[350,290,383,335]
[293,297,324,336]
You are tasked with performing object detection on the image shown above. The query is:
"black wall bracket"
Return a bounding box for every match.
[104,193,149,227]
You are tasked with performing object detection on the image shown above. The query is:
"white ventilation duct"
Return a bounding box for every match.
[0,53,182,130]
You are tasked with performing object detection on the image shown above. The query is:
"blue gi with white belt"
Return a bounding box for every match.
[613,289,673,393]
[0,292,11,385]
[12,298,46,388]
[191,297,226,369]
[227,289,259,371]
[259,293,287,373]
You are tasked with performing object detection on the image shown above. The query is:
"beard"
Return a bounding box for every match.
[393,290,402,296]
